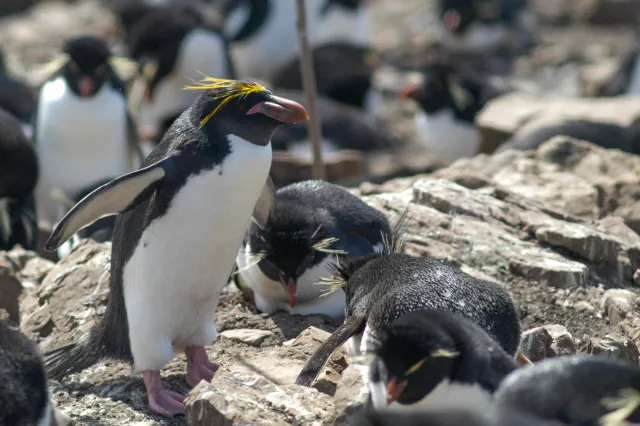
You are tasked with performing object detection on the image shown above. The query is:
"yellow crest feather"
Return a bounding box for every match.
[184,76,269,128]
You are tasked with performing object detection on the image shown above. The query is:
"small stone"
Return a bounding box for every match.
[519,326,553,362]
[544,324,576,356]
[588,334,640,365]
[573,300,595,313]
[601,289,638,325]
[0,263,22,323]
[333,365,368,426]
[220,329,274,346]
[312,368,342,397]
[20,257,55,286]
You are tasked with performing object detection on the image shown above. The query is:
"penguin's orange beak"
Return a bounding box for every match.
[79,76,94,97]
[287,279,296,308]
[386,378,407,406]
[246,96,309,123]
[398,83,422,100]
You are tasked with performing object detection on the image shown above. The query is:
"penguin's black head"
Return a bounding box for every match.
[61,36,115,98]
[369,311,460,406]
[188,78,309,146]
[246,188,337,307]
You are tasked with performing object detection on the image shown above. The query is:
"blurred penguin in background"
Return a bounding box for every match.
[34,36,142,228]
[223,0,372,81]
[0,47,37,138]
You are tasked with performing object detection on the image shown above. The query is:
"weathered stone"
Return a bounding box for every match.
[520,326,554,362]
[312,368,342,397]
[573,0,640,25]
[19,256,55,286]
[0,262,22,323]
[220,329,274,346]
[601,289,638,325]
[635,270,640,286]
[185,369,334,426]
[588,334,640,365]
[334,365,368,426]
[544,324,577,356]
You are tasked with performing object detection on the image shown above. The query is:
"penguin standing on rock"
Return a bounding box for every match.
[0,107,39,251]
[236,180,390,319]
[43,77,308,417]
[367,309,517,413]
[0,321,71,426]
[127,5,235,141]
[295,230,521,388]
[34,36,142,228]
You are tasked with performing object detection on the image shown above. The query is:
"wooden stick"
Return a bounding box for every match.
[295,0,326,180]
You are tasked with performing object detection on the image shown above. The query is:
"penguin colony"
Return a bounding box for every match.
[2,0,640,424]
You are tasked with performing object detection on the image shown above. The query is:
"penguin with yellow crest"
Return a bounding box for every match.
[42,77,309,417]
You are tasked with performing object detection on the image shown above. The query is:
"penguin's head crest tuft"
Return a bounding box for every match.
[184,76,270,128]
[600,388,640,426]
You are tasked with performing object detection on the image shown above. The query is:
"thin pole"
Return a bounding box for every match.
[295,0,326,180]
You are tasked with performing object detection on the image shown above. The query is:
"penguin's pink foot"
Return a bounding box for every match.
[143,370,186,417]
[185,345,219,387]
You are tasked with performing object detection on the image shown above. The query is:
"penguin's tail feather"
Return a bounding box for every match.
[44,339,101,381]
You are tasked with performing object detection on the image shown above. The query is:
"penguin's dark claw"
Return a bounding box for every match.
[143,370,186,417]
[185,345,220,388]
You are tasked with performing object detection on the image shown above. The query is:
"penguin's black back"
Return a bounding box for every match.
[271,43,375,110]
[495,119,640,155]
[271,90,402,152]
[0,108,38,199]
[494,356,640,424]
[0,322,50,426]
[346,254,520,355]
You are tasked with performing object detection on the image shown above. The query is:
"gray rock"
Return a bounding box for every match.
[544,324,577,356]
[0,257,23,324]
[520,326,554,362]
[601,289,638,326]
[220,329,274,346]
[588,334,640,365]
[334,365,368,426]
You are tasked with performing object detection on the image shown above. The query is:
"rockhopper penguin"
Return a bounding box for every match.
[235,179,390,319]
[295,229,521,389]
[34,36,142,228]
[0,107,39,251]
[367,309,517,413]
[0,321,71,426]
[43,77,309,417]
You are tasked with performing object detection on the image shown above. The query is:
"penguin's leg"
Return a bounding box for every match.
[143,370,186,416]
[185,345,220,387]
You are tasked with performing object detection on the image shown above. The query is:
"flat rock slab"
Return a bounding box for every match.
[220,329,275,346]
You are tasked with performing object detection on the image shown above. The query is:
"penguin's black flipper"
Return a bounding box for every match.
[45,157,174,251]
[295,315,366,387]
[251,175,276,229]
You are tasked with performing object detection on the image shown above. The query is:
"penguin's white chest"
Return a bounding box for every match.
[123,135,272,372]
[35,77,130,224]
[415,110,480,161]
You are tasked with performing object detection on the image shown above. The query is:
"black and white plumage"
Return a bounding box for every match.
[294,232,521,388]
[0,107,38,251]
[435,0,536,58]
[236,180,390,319]
[43,78,308,417]
[367,309,517,413]
[399,60,510,160]
[494,119,640,155]
[0,321,70,426]
[127,4,235,139]
[34,36,142,228]
[271,89,402,158]
[225,0,371,81]
[494,356,640,425]
[0,49,37,137]
[271,42,380,116]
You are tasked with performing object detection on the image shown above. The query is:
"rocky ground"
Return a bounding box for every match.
[3,0,640,425]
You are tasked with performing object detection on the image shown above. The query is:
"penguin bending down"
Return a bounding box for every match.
[43,77,309,416]
[493,355,640,425]
[367,309,517,413]
[294,230,521,388]
[495,118,640,156]
[127,5,235,140]
[271,89,403,159]
[0,48,37,137]
[235,180,390,319]
[0,321,71,426]
[0,107,39,251]
[399,60,510,161]
[34,36,143,228]
[225,0,371,81]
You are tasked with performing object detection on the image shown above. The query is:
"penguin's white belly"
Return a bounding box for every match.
[415,110,480,161]
[35,78,130,224]
[309,7,371,47]
[123,135,272,372]
[237,245,345,318]
[369,379,492,414]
